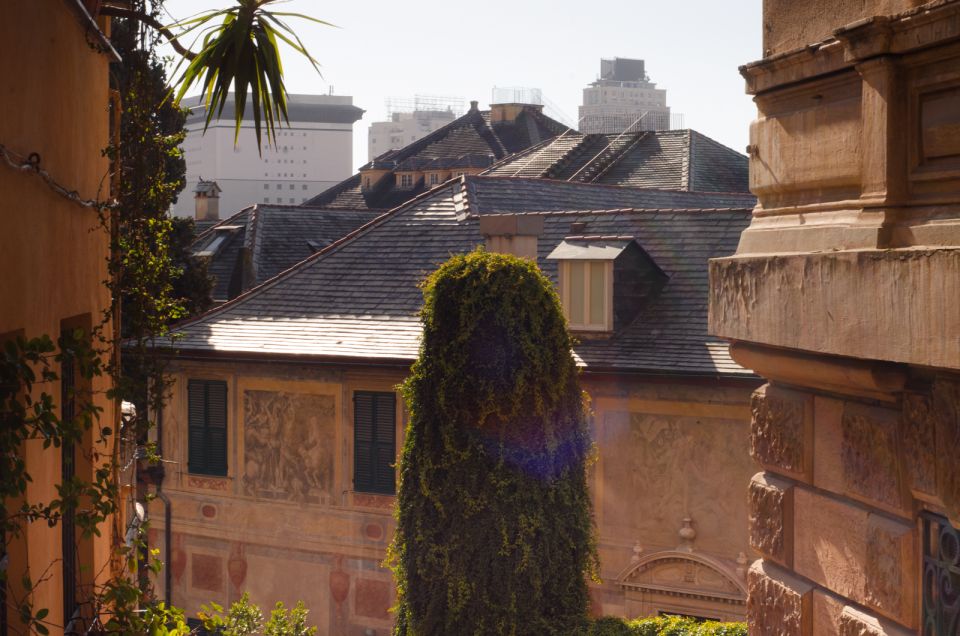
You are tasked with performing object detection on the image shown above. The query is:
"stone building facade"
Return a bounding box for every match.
[151,176,761,633]
[709,1,960,634]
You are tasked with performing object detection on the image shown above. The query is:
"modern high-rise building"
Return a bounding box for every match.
[172,93,364,217]
[579,58,671,134]
[367,96,463,161]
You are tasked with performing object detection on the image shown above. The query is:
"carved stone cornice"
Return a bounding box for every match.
[741,0,960,94]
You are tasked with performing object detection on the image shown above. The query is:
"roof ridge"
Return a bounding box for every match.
[688,128,749,159]
[470,174,757,199]
[380,108,491,167]
[169,183,464,332]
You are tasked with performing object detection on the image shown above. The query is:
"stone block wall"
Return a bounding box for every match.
[711,1,960,633]
[745,377,960,634]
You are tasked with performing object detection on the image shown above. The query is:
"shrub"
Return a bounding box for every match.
[390,249,597,635]
[588,616,748,636]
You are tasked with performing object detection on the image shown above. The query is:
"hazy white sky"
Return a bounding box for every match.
[161,1,761,170]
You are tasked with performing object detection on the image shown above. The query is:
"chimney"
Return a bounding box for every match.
[194,179,222,221]
[490,102,543,124]
[479,214,544,260]
[469,100,479,112]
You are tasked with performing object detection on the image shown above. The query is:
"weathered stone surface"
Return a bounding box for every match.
[900,391,937,499]
[812,590,844,636]
[747,560,811,636]
[749,472,794,567]
[812,395,844,495]
[840,403,906,513]
[751,384,812,481]
[838,606,912,636]
[933,377,960,522]
[794,487,917,627]
[760,0,926,58]
[709,250,960,371]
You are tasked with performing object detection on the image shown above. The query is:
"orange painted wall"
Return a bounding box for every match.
[0,2,116,633]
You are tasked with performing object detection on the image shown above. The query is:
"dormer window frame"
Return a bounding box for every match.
[558,259,614,332]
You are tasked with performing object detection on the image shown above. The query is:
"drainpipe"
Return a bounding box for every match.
[154,485,172,605]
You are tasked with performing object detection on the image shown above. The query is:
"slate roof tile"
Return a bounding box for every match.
[304,106,569,210]
[172,177,753,376]
[483,129,749,193]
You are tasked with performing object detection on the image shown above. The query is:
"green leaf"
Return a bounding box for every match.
[168,1,331,153]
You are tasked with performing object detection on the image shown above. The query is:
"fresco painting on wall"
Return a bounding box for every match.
[242,390,336,503]
[602,413,748,553]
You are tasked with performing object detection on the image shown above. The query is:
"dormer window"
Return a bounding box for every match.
[429,173,439,186]
[398,173,414,188]
[559,260,612,331]
[548,236,668,333]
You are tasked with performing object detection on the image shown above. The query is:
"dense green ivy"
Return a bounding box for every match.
[390,249,598,635]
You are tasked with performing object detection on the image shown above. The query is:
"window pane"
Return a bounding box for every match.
[589,262,606,326]
[569,262,585,325]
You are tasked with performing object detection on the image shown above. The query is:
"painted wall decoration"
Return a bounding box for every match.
[242,390,336,503]
[600,413,750,555]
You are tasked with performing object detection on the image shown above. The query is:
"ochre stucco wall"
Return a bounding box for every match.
[156,359,757,632]
[0,2,115,632]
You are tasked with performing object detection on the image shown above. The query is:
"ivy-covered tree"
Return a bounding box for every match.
[390,249,598,636]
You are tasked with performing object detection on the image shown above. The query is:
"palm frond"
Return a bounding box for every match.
[167,0,333,154]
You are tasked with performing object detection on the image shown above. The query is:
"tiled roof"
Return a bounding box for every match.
[484,129,749,193]
[304,106,569,210]
[192,205,380,303]
[464,176,756,212]
[172,177,754,376]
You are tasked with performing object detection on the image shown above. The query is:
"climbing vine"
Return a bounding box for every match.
[390,249,598,635]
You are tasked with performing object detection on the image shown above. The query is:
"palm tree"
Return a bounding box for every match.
[100,0,331,151]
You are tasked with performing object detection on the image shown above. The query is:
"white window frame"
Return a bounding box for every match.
[559,260,613,331]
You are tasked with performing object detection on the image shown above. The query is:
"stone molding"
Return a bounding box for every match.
[742,1,960,95]
[616,550,747,605]
[711,253,960,372]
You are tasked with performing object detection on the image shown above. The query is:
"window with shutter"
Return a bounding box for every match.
[353,391,396,495]
[188,380,228,476]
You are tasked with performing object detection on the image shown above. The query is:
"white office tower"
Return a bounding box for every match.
[367,96,463,161]
[579,58,671,134]
[173,94,364,217]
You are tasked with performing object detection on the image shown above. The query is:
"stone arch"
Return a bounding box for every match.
[616,550,747,622]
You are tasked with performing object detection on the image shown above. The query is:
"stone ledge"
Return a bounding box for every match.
[839,605,913,636]
[709,249,960,372]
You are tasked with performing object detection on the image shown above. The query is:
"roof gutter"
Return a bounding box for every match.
[148,347,416,370]
[144,346,758,381]
[64,0,122,63]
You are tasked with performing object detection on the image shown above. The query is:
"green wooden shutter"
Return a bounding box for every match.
[354,391,396,494]
[205,381,228,475]
[188,380,228,476]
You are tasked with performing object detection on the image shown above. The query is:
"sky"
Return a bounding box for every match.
[160,0,762,171]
